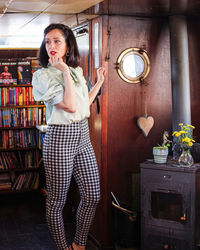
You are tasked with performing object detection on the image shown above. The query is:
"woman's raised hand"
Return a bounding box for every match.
[97,67,106,83]
[49,55,69,72]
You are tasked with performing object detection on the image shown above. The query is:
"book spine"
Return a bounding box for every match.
[0,157,4,170]
[30,108,33,126]
[30,87,34,105]
[18,87,23,105]
[7,88,10,105]
[1,152,8,169]
[22,87,26,105]
[13,88,16,105]
[38,108,42,125]
[3,153,12,169]
[23,108,26,127]
[17,151,23,168]
[26,87,29,105]
[5,152,15,168]
[2,109,9,127]
[16,87,19,106]
[43,106,46,125]
[8,130,13,148]
[10,152,19,168]
[1,88,4,106]
[4,88,7,106]
[13,109,16,127]
[0,110,2,127]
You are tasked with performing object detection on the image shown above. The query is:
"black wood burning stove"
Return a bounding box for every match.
[140,160,200,250]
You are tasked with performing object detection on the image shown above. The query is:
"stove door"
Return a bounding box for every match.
[141,168,193,230]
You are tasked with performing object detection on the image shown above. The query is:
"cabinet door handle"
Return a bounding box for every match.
[163,244,169,249]
[180,211,187,222]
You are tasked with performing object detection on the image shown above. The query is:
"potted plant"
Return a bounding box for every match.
[153,131,171,164]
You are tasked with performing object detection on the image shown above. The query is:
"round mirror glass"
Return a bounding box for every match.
[116,48,150,83]
[123,54,145,78]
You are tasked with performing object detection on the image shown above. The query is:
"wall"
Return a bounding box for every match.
[87,15,172,249]
[188,17,200,141]
[105,15,172,201]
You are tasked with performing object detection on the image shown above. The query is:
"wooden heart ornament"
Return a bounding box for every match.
[137,116,154,136]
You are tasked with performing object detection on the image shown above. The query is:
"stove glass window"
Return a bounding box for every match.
[151,191,183,222]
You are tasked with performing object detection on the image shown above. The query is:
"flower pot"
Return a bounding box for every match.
[153,147,168,164]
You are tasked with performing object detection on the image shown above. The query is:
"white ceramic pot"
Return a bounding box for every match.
[153,147,168,164]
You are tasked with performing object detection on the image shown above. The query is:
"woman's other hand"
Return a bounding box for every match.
[88,66,107,105]
[97,67,106,83]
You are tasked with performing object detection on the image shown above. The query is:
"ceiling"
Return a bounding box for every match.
[1,0,200,48]
[0,0,103,48]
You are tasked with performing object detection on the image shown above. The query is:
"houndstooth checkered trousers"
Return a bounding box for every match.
[43,119,100,249]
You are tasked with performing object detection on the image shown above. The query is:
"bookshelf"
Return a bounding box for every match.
[0,57,46,193]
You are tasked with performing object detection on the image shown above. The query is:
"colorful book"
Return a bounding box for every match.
[22,87,26,105]
[17,59,32,85]
[26,87,29,105]
[18,87,23,105]
[2,109,9,127]
[0,59,18,85]
[1,88,4,106]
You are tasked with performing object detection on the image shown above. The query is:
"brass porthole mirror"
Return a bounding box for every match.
[116,47,150,83]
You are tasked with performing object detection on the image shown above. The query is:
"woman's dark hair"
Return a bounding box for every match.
[39,23,80,68]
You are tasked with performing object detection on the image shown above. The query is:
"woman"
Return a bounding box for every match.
[32,23,106,250]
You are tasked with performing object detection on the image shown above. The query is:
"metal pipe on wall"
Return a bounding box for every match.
[169,15,191,132]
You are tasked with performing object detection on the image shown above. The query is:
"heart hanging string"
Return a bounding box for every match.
[137,79,154,136]
[143,82,147,118]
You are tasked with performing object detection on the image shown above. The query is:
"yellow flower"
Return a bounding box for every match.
[172,123,195,148]
[172,131,178,136]
[188,125,195,129]
[180,131,187,134]
[182,137,191,143]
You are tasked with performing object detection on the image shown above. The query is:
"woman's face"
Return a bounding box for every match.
[45,28,68,61]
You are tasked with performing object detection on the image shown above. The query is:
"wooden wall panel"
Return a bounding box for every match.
[188,17,200,141]
[93,15,172,249]
[106,15,172,205]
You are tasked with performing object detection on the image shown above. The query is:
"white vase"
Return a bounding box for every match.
[153,147,168,164]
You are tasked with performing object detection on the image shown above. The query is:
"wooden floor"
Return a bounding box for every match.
[0,192,98,250]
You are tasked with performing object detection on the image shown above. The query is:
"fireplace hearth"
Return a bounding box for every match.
[140,160,200,250]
